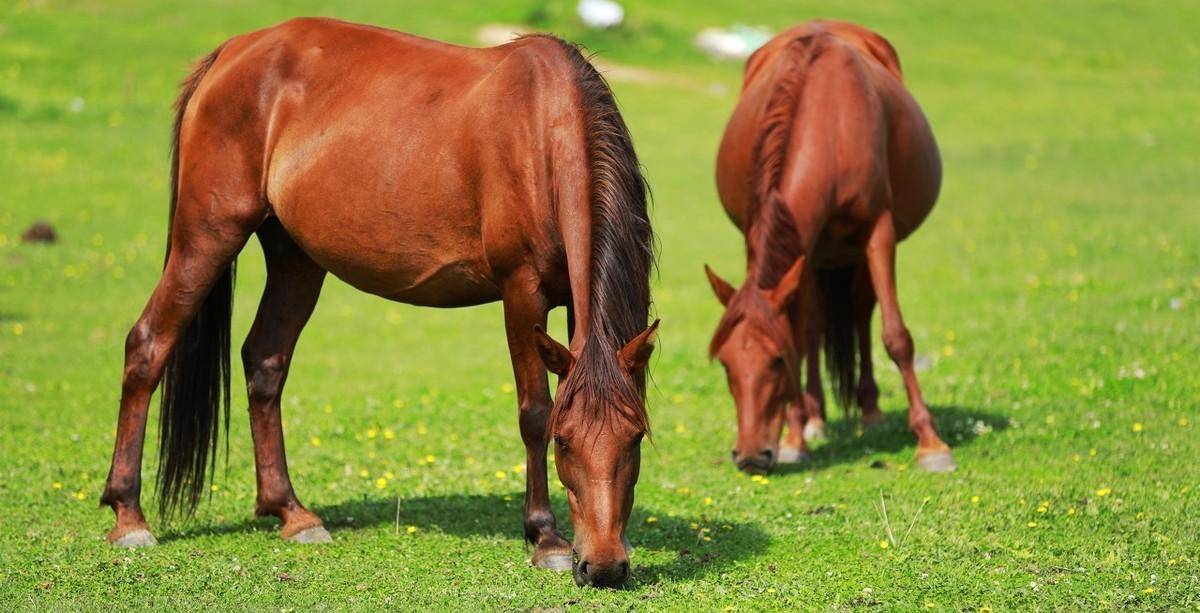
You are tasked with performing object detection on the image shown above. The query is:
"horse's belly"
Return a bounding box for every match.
[273,199,500,308]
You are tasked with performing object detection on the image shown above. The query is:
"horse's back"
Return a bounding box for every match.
[183,18,583,305]
[716,21,940,248]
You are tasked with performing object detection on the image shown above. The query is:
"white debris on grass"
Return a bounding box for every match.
[695,24,772,61]
[578,0,624,29]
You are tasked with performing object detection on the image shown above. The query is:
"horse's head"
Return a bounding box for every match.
[706,259,806,474]
[533,320,658,588]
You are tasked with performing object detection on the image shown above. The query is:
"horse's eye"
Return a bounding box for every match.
[770,356,785,370]
[554,436,567,451]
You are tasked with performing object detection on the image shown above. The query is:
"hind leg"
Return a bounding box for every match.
[100,210,258,546]
[865,211,954,472]
[241,220,329,542]
[853,265,886,428]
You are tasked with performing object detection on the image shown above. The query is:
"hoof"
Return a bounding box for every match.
[112,529,157,548]
[777,445,811,464]
[916,450,957,473]
[803,420,826,443]
[531,539,574,571]
[533,553,574,572]
[286,526,333,544]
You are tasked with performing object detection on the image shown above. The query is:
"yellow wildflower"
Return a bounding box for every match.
[52,482,63,490]
[971,495,980,504]
[879,540,889,549]
[310,436,321,447]
[494,470,506,480]
[1132,422,1144,433]
[704,497,713,506]
[406,525,417,534]
[375,478,388,490]
[384,428,396,440]
[1096,487,1112,497]
[645,516,658,524]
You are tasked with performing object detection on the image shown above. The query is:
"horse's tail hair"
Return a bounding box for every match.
[816,264,858,416]
[157,44,234,519]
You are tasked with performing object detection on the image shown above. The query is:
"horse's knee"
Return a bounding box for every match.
[518,401,552,445]
[881,326,914,365]
[243,348,287,404]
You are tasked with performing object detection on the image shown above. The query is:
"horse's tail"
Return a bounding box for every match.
[748,33,826,289]
[816,264,858,415]
[157,44,233,519]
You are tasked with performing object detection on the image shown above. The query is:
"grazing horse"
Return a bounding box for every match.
[99,18,657,588]
[706,20,954,474]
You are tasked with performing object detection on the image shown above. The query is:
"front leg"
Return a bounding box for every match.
[501,271,572,570]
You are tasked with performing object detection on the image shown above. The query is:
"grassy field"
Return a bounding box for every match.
[2,0,1198,609]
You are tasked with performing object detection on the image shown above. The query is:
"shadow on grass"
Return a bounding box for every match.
[773,405,1009,474]
[313,493,770,585]
[161,493,770,585]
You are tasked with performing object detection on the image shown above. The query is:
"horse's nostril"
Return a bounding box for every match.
[761,448,774,462]
[731,449,738,460]
[579,560,590,577]
[619,560,630,578]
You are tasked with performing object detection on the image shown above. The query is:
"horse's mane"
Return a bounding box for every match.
[540,37,654,437]
[746,33,827,290]
[711,33,828,360]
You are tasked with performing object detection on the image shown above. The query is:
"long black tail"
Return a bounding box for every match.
[156,45,232,518]
[817,265,858,415]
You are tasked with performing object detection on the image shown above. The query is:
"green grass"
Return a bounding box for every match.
[2,0,1199,609]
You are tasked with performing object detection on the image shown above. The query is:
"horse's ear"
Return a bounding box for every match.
[704,265,735,306]
[618,319,660,371]
[769,257,806,309]
[533,325,573,377]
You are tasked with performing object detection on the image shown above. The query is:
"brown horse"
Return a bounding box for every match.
[98,18,657,588]
[706,20,954,474]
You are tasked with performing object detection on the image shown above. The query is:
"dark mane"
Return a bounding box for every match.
[542,37,654,436]
[747,33,826,289]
